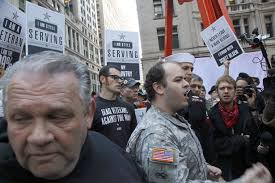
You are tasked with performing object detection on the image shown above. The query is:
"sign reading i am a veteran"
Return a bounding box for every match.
[26,2,65,55]
[201,16,244,66]
[105,30,140,80]
[0,0,26,70]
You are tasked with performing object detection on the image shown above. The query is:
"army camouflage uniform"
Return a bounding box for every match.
[126,105,241,183]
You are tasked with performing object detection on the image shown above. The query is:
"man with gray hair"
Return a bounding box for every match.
[0,51,144,183]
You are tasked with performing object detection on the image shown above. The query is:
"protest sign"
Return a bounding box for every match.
[0,0,26,70]
[201,16,244,66]
[105,30,140,80]
[26,2,65,54]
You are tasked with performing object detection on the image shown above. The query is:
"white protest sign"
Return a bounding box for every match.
[0,0,26,70]
[26,2,65,55]
[201,16,244,66]
[105,30,140,80]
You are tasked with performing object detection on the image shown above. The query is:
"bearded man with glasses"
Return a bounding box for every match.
[91,65,137,149]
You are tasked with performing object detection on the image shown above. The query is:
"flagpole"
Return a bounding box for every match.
[164,0,173,57]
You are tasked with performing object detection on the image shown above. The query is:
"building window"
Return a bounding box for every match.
[265,15,273,37]
[153,0,163,18]
[72,29,76,50]
[52,0,56,8]
[157,26,179,51]
[271,55,275,68]
[19,0,25,11]
[76,33,80,52]
[172,26,179,49]
[243,18,249,36]
[233,19,241,38]
[157,27,165,50]
[68,26,71,48]
[57,4,60,12]
[228,0,236,5]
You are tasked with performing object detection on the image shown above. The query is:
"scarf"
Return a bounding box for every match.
[218,102,239,128]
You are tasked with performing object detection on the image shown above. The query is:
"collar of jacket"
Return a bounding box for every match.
[151,105,190,129]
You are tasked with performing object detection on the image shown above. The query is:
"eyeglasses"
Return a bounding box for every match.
[107,75,123,81]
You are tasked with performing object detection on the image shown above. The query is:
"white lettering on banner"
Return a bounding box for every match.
[220,49,240,62]
[0,54,12,67]
[218,45,234,57]
[101,108,112,116]
[100,107,131,126]
[124,114,131,121]
[0,48,12,68]
[121,71,132,77]
[111,107,128,114]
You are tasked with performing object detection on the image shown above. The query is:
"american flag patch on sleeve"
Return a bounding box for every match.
[151,148,174,163]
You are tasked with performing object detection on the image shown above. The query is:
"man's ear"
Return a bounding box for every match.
[152,82,165,96]
[85,97,96,129]
[99,75,106,85]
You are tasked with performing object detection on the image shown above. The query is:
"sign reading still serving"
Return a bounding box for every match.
[26,2,65,55]
[105,30,140,80]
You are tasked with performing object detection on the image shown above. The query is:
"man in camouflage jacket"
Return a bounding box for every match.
[126,61,272,183]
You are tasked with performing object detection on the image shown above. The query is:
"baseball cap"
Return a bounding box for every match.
[164,53,195,64]
[208,85,216,95]
[123,78,140,87]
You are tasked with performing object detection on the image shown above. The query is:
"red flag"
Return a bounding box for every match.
[178,0,193,5]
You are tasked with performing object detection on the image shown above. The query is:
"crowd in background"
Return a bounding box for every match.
[0,51,274,183]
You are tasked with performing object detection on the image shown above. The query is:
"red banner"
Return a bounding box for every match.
[178,0,193,5]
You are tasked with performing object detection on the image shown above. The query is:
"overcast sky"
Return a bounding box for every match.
[119,0,139,32]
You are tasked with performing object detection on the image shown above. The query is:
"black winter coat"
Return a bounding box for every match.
[0,132,145,183]
[209,102,259,181]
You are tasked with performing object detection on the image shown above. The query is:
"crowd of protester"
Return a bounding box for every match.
[0,50,274,183]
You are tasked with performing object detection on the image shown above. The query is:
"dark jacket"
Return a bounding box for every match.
[209,102,259,181]
[257,124,275,180]
[0,132,145,183]
[178,95,216,164]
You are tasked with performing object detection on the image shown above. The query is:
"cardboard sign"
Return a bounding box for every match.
[0,0,26,70]
[201,16,244,66]
[26,2,65,55]
[105,30,140,80]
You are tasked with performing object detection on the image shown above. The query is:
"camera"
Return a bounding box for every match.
[240,28,270,47]
[243,85,254,98]
[240,28,272,69]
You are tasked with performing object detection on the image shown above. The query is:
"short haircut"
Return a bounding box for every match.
[1,51,91,114]
[98,65,120,86]
[144,62,168,102]
[191,73,203,83]
[216,75,236,89]
[236,72,253,85]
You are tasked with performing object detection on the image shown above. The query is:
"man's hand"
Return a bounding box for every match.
[223,60,230,75]
[207,164,222,181]
[223,60,230,68]
[244,89,256,108]
[241,163,272,183]
[257,144,270,154]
